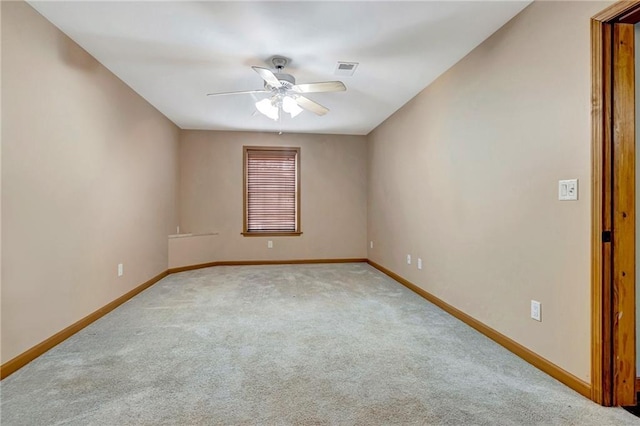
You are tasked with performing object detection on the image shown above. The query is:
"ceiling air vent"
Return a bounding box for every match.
[334,61,358,76]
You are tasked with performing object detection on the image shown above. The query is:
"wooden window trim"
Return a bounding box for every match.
[241,231,303,237]
[242,146,301,237]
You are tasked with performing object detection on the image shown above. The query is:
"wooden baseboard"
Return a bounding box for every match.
[2,258,367,379]
[0,270,168,380]
[367,260,592,399]
[168,261,218,274]
[168,258,368,274]
[4,256,589,400]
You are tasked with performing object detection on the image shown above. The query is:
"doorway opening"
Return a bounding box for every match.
[591,0,640,407]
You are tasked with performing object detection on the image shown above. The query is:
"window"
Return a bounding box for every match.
[243,146,301,236]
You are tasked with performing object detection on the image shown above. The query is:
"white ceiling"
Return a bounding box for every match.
[29,1,531,135]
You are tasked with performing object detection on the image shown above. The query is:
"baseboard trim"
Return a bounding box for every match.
[168,261,218,273]
[2,258,368,379]
[367,260,592,399]
[168,258,368,274]
[0,270,168,380]
[2,257,591,400]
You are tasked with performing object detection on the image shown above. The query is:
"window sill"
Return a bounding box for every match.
[241,231,303,237]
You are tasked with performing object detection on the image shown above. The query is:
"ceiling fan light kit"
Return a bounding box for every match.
[282,96,303,118]
[207,57,346,121]
[255,98,279,121]
[254,95,303,121]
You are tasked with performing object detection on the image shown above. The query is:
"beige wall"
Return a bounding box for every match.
[168,234,218,269]
[0,0,611,386]
[179,131,367,261]
[367,0,610,382]
[1,2,179,363]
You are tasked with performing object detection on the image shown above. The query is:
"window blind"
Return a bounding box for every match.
[245,148,299,233]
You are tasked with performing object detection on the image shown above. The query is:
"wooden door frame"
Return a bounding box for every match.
[592,1,640,407]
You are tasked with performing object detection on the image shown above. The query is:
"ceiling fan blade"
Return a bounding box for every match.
[292,81,346,93]
[294,96,329,116]
[252,66,282,88]
[207,89,269,97]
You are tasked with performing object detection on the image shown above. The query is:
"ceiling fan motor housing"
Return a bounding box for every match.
[266,73,295,90]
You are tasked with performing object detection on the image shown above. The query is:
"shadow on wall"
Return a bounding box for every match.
[56,32,100,72]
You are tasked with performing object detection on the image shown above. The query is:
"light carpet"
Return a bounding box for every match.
[1,263,638,425]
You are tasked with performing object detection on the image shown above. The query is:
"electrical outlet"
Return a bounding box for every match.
[267,240,273,249]
[531,300,541,321]
[407,254,411,265]
[417,258,422,270]
[370,241,374,249]
[118,263,124,277]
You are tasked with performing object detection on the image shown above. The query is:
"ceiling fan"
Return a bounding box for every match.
[207,57,346,120]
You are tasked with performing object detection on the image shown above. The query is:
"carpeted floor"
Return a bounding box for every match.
[1,263,638,425]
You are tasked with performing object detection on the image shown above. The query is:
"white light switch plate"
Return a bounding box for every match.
[531,300,541,321]
[407,254,411,265]
[558,179,578,201]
